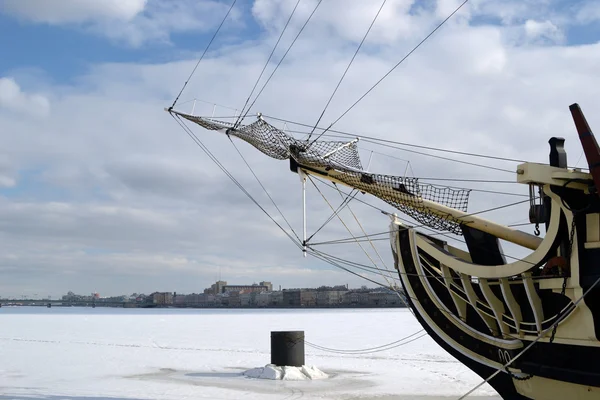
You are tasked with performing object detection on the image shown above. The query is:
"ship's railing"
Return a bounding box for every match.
[416,254,572,337]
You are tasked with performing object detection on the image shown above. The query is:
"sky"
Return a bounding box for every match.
[1,0,600,298]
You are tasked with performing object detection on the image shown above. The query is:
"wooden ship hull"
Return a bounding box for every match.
[391,104,600,399]
[393,219,600,399]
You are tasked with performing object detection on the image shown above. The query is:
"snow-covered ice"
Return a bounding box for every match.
[0,307,500,399]
[244,364,328,380]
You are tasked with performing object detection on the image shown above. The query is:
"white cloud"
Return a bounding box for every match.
[0,77,50,117]
[1,2,600,296]
[524,19,564,44]
[0,0,240,47]
[470,0,561,25]
[575,2,600,24]
[1,0,146,23]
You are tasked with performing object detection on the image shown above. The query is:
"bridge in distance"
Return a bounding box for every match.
[0,299,134,307]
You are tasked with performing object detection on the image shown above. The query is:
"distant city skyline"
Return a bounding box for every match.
[0,279,378,299]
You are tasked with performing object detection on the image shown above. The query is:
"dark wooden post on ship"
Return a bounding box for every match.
[271,331,305,367]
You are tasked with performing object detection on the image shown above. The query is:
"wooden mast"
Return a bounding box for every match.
[570,103,600,197]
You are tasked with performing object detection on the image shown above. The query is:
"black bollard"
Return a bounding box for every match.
[271,331,305,367]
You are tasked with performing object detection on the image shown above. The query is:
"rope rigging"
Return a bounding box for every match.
[234,0,302,128]
[268,121,519,174]
[306,188,359,243]
[305,329,426,354]
[235,0,323,127]
[306,176,537,264]
[308,0,471,145]
[266,115,528,165]
[227,135,301,243]
[169,0,238,111]
[307,175,398,286]
[168,111,410,288]
[307,0,388,141]
[170,114,304,251]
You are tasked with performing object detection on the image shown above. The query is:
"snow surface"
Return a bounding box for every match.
[0,307,500,399]
[244,364,329,380]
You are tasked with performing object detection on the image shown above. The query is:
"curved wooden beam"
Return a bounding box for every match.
[410,193,562,279]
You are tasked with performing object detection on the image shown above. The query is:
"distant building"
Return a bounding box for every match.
[344,289,369,305]
[205,281,228,295]
[150,292,173,305]
[240,292,252,307]
[222,283,269,294]
[282,289,317,307]
[204,280,272,295]
[255,292,270,307]
[270,291,283,306]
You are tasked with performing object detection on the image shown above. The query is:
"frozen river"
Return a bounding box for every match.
[0,307,499,400]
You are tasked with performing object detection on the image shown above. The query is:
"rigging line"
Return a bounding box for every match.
[460,198,531,219]
[239,0,323,122]
[169,0,237,110]
[308,0,471,144]
[307,334,428,355]
[169,114,303,250]
[308,248,402,290]
[307,242,403,283]
[359,147,411,163]
[346,148,525,195]
[307,0,388,140]
[408,197,531,233]
[360,138,516,174]
[333,183,394,275]
[305,329,424,353]
[272,120,527,164]
[198,114,256,120]
[227,135,301,243]
[307,176,535,263]
[305,332,427,354]
[416,178,518,184]
[275,125,516,174]
[178,97,240,112]
[306,210,533,266]
[307,247,415,314]
[310,174,527,240]
[310,231,394,245]
[310,238,390,245]
[307,248,392,287]
[508,222,534,227]
[458,188,527,198]
[310,176,392,214]
[456,274,600,400]
[313,238,518,279]
[234,0,302,128]
[309,248,399,279]
[306,189,359,243]
[307,175,397,286]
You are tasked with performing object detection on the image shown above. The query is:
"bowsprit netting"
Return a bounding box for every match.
[322,172,470,235]
[171,110,471,234]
